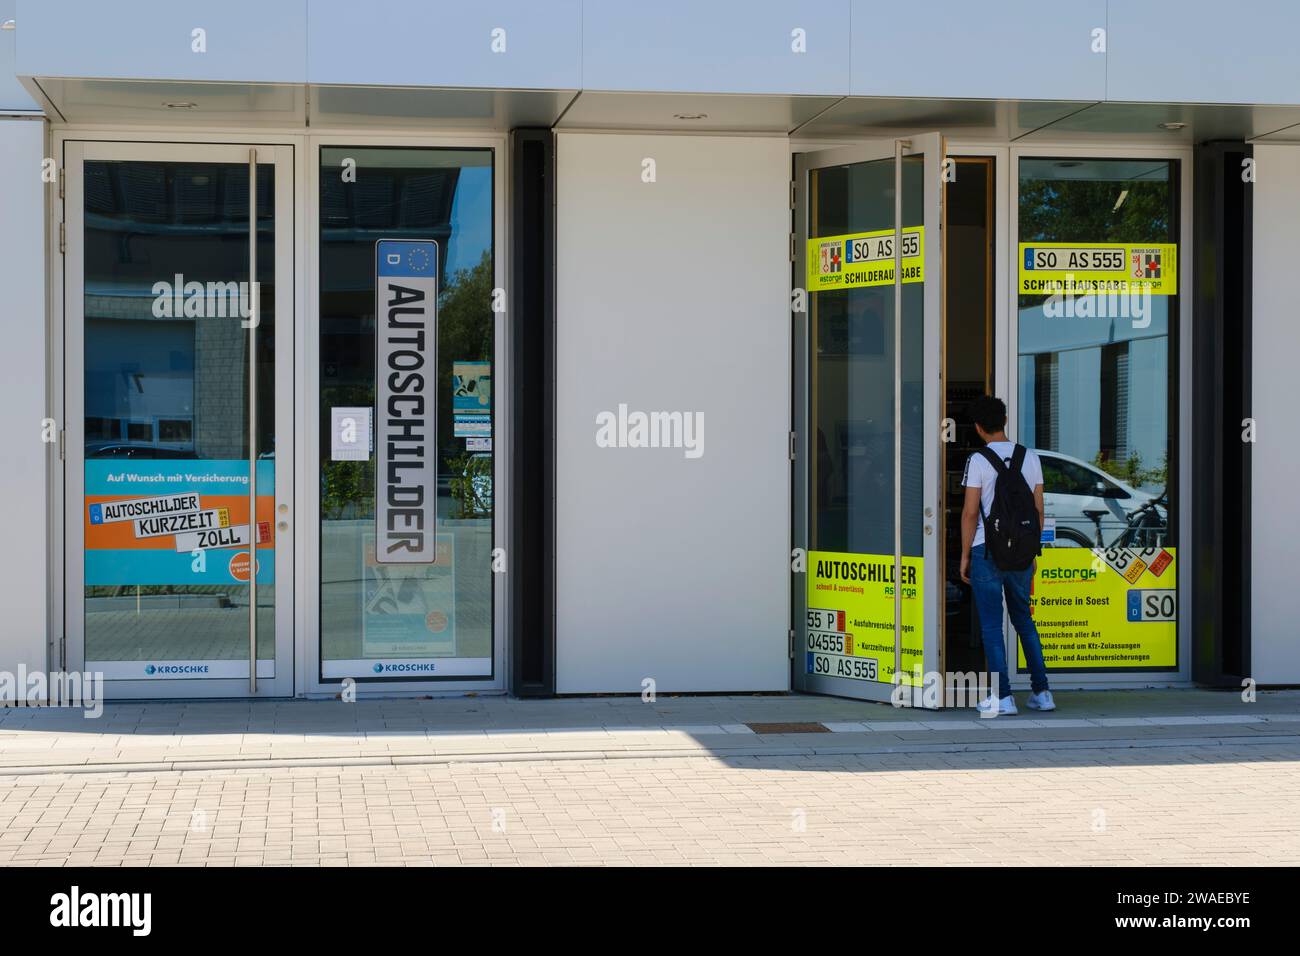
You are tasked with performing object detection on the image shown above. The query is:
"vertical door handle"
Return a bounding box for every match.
[248,148,258,694]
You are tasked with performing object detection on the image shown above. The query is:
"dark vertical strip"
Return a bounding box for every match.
[509,129,556,696]
[1192,142,1252,685]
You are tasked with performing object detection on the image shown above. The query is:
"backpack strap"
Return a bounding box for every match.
[976,446,1008,475]
[973,447,1003,523]
[1009,443,1027,475]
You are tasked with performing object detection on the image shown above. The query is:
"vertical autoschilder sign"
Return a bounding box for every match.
[375,239,438,564]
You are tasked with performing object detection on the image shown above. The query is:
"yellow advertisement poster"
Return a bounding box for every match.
[1018,547,1177,671]
[1018,242,1178,295]
[806,226,925,293]
[806,551,923,685]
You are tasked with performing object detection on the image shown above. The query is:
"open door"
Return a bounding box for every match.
[793,135,945,706]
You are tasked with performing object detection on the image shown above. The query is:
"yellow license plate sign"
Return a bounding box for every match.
[807,551,924,685]
[1018,242,1177,295]
[1020,547,1177,670]
[807,227,925,293]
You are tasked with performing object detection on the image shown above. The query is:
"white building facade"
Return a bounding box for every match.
[0,1,1292,705]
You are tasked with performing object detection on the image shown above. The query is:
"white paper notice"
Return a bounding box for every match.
[331,406,372,462]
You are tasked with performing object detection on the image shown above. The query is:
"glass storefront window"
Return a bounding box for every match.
[1017,157,1178,672]
[318,147,495,681]
[82,159,277,677]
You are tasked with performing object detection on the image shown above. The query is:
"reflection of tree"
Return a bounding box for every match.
[321,381,374,521]
[437,250,494,474]
[1092,450,1168,490]
[447,451,493,518]
[319,250,494,521]
[1018,178,1172,309]
[1019,179,1171,243]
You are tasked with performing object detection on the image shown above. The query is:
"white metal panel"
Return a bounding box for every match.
[0,117,46,693]
[555,132,790,693]
[849,0,1105,101]
[582,0,850,96]
[308,0,581,91]
[1250,144,1300,683]
[0,0,40,111]
[1108,0,1300,106]
[15,0,307,84]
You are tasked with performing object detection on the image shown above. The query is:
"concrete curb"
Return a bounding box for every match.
[2,731,1297,779]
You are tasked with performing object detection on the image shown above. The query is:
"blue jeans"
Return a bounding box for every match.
[969,544,1050,697]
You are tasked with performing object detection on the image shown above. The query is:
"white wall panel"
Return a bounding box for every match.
[555,133,790,692]
[0,117,47,690]
[1250,144,1300,682]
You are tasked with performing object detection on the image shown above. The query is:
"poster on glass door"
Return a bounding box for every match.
[806,550,924,686]
[84,460,274,586]
[360,532,456,662]
[1019,546,1177,671]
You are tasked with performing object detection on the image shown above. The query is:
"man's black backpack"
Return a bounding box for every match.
[976,445,1041,571]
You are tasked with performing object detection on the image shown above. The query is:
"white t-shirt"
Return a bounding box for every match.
[963,441,1044,549]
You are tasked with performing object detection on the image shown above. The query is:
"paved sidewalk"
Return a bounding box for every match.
[1,689,1296,775]
[3,743,1297,866]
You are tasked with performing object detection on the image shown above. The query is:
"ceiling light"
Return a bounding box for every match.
[1113,189,1129,212]
[1159,122,1186,130]
[673,112,708,121]
[163,101,198,110]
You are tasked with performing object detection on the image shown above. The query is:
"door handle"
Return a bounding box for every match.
[248,147,259,695]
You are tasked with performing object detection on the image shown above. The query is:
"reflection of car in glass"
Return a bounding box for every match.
[1036,449,1165,549]
[86,443,198,459]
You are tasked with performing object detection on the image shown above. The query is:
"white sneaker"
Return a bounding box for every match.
[1026,690,1056,712]
[976,694,1017,716]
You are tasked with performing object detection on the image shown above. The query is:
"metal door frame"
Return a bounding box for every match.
[62,139,296,698]
[792,134,945,706]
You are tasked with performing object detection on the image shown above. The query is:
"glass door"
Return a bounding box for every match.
[793,135,945,705]
[64,142,295,698]
[1013,154,1181,677]
[310,144,500,691]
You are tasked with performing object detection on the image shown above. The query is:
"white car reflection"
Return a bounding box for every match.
[1035,449,1165,549]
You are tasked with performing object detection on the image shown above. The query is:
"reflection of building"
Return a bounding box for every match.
[83,162,275,459]
[1018,302,1169,489]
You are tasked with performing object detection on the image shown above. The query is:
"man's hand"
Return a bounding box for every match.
[960,552,971,584]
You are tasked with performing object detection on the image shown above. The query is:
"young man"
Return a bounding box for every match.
[959,395,1055,716]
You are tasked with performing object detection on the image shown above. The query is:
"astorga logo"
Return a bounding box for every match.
[144,664,209,676]
[50,886,151,937]
[1042,567,1098,581]
[372,662,437,674]
[595,404,705,459]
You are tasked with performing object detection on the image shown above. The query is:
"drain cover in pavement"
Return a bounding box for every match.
[745,722,830,734]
